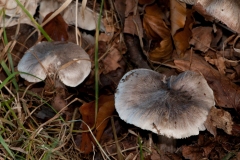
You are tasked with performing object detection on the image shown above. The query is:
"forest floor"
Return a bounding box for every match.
[1,0,240,159]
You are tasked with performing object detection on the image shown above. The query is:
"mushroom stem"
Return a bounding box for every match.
[158,135,176,153]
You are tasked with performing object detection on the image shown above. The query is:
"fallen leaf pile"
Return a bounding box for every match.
[2,0,240,159]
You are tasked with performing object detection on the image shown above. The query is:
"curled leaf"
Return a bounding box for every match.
[170,0,187,36]
[143,4,173,62]
[172,9,193,56]
[42,12,68,42]
[204,56,226,75]
[78,95,115,153]
[204,107,233,136]
[79,101,95,154]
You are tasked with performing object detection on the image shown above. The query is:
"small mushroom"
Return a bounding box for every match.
[115,69,215,139]
[17,41,91,87]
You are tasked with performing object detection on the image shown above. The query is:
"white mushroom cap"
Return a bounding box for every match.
[115,69,215,139]
[17,41,91,87]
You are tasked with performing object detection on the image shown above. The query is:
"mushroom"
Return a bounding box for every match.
[18,41,91,113]
[115,69,215,139]
[179,0,240,33]
[17,41,91,87]
[0,0,38,27]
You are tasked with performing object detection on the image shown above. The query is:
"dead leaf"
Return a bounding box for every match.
[204,56,226,75]
[170,0,187,36]
[102,48,121,74]
[182,145,205,160]
[231,124,240,136]
[172,9,193,56]
[125,0,136,17]
[143,4,169,40]
[78,95,115,154]
[234,65,240,79]
[113,0,126,26]
[236,152,240,160]
[42,12,68,42]
[95,95,115,140]
[98,37,126,74]
[174,51,240,111]
[189,27,213,52]
[100,61,127,89]
[79,101,95,154]
[99,14,115,42]
[202,142,216,157]
[211,27,222,48]
[150,149,161,160]
[163,153,182,160]
[138,0,155,5]
[123,0,143,39]
[143,4,173,62]
[204,107,233,136]
[123,0,143,37]
[124,14,143,38]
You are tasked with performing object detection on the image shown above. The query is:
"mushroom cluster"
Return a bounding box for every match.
[17,41,91,87]
[115,69,215,139]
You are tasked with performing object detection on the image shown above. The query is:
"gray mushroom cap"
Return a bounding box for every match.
[115,69,215,139]
[17,41,91,87]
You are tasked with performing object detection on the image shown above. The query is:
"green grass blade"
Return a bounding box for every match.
[0,69,18,90]
[94,0,104,123]
[0,61,18,90]
[2,10,8,45]
[0,8,3,16]
[3,100,30,136]
[0,133,15,158]
[138,137,144,160]
[222,152,235,160]
[15,0,52,42]
[1,10,19,91]
[7,53,19,91]
[0,47,19,92]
